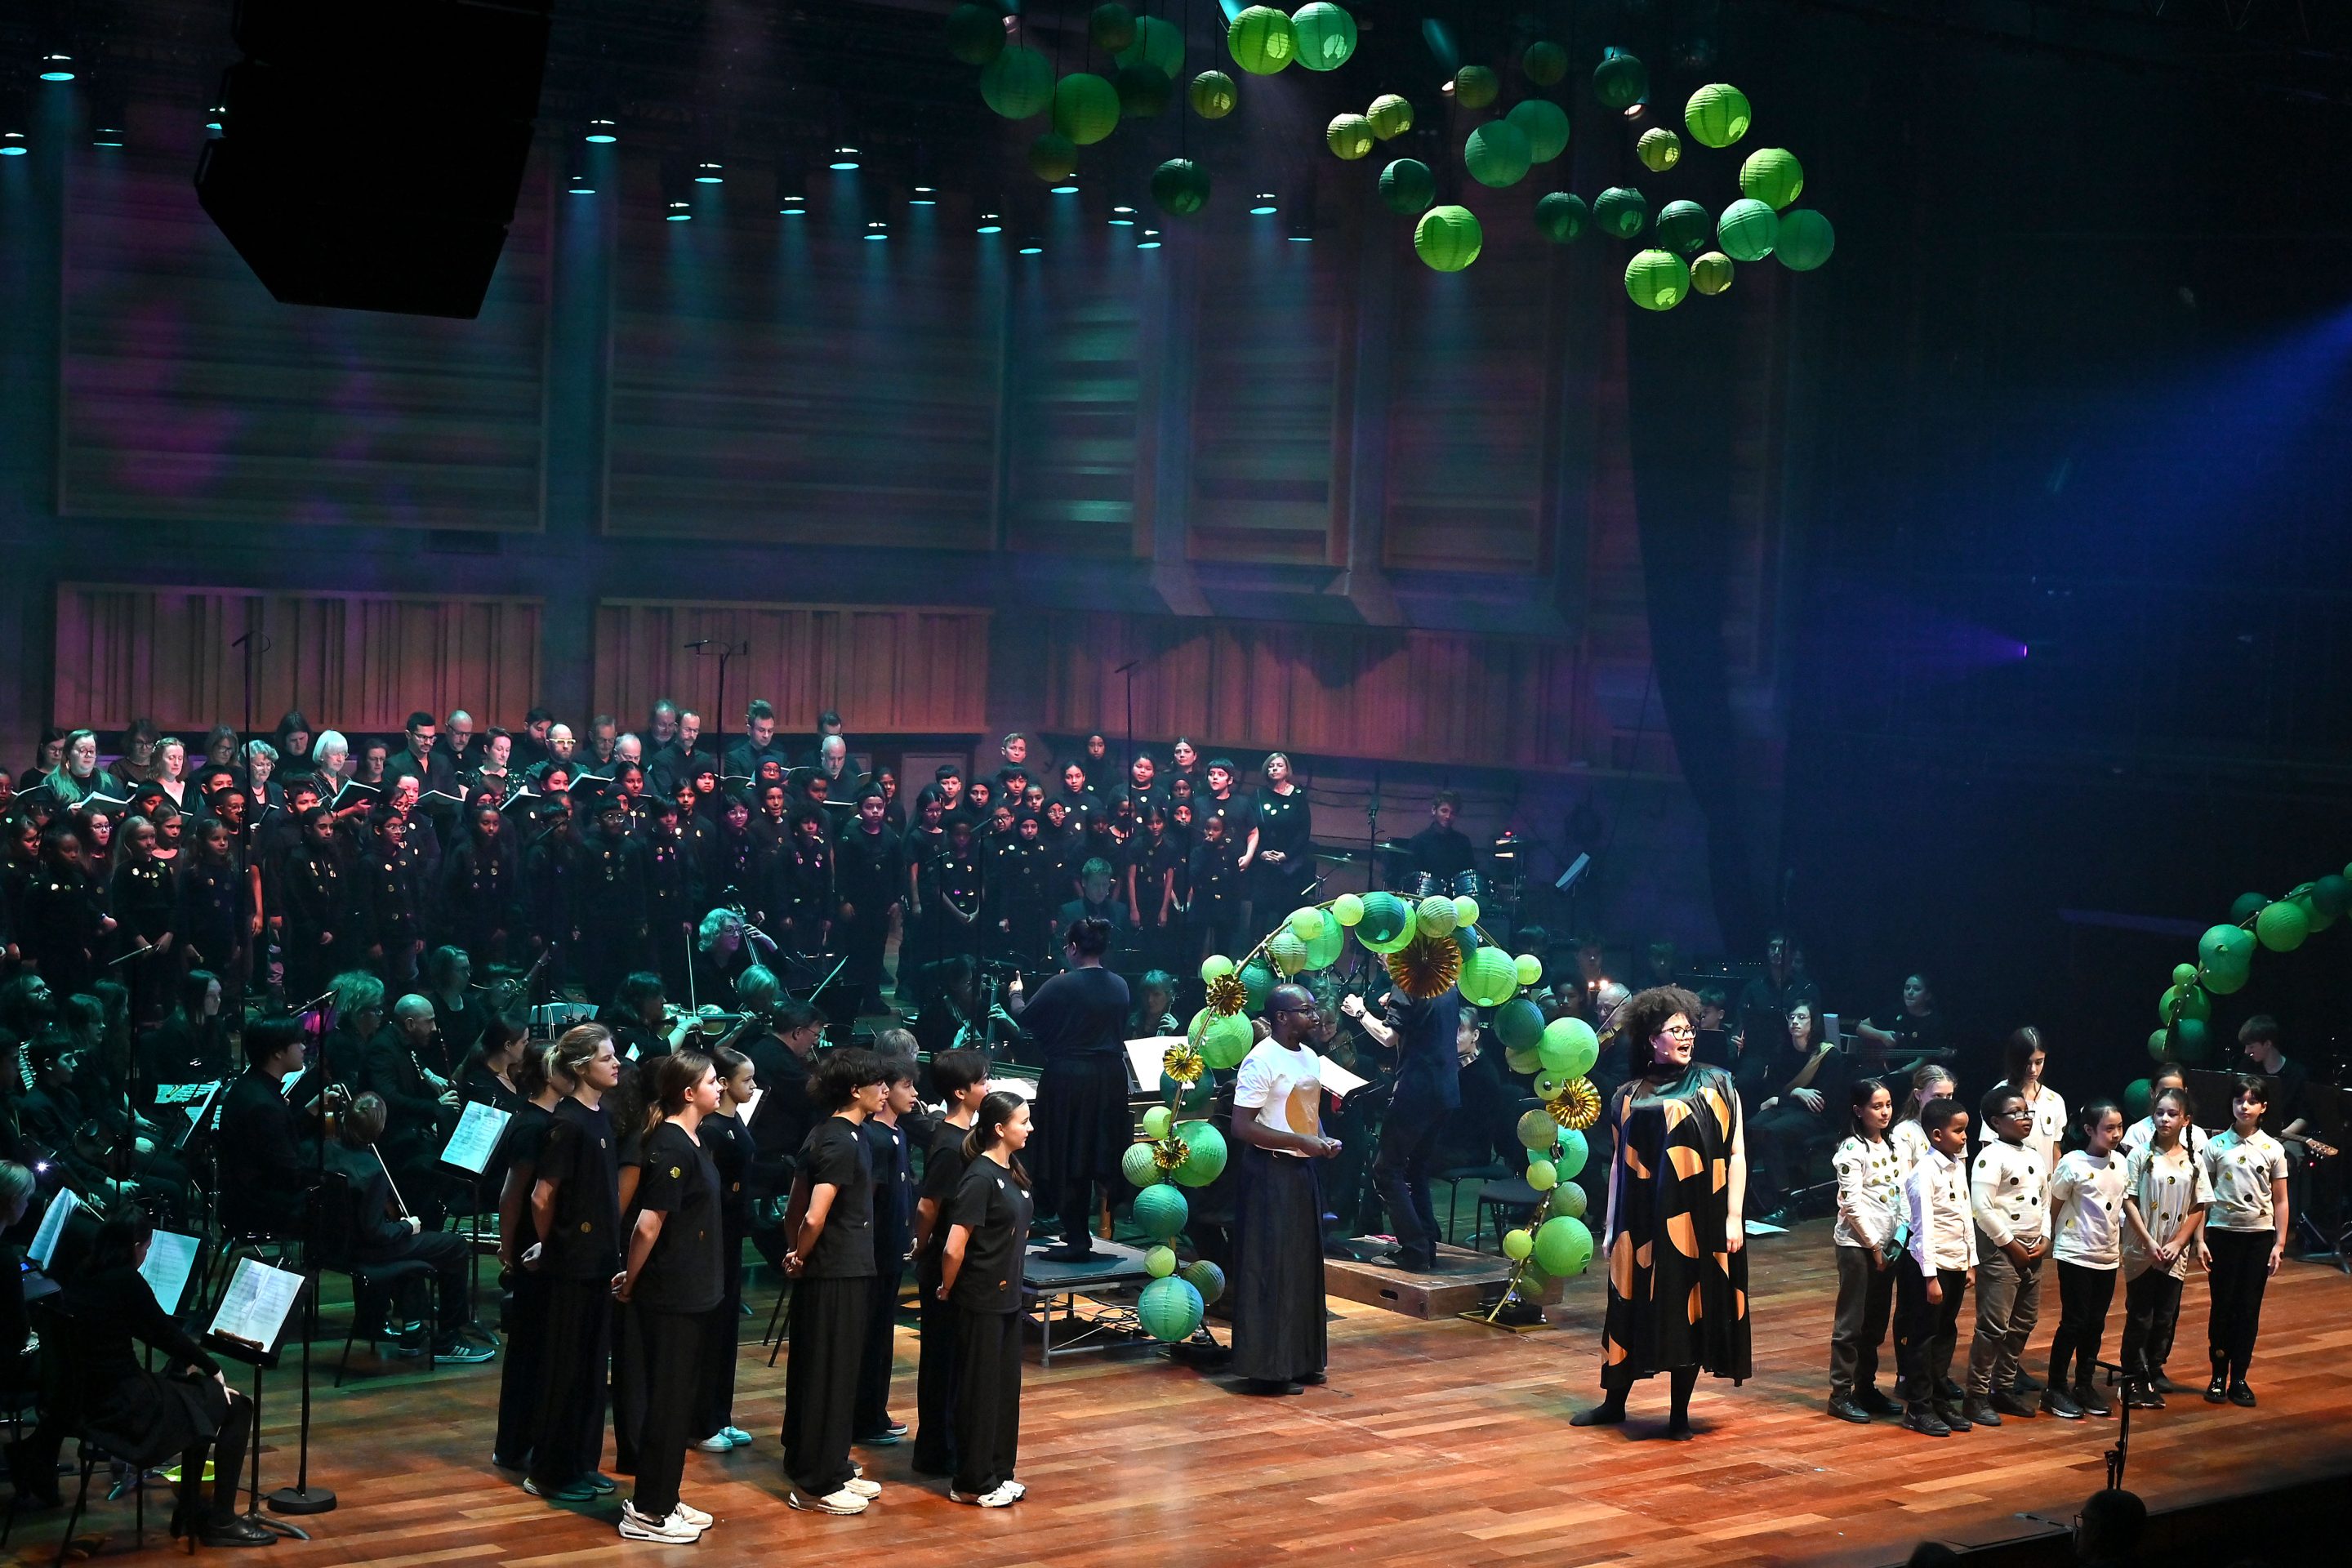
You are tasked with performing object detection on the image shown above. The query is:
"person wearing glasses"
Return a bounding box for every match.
[1229,984,1343,1395]
[1570,986,1751,1440]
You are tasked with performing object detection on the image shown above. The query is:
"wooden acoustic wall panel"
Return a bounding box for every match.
[592,601,991,736]
[59,149,546,530]
[1001,238,1146,557]
[1187,235,1345,565]
[1383,215,1559,576]
[54,584,543,734]
[1036,611,1588,772]
[605,180,998,548]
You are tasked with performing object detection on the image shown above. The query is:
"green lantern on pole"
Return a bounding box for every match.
[1145,1244,1178,1278]
[1495,996,1546,1051]
[1517,1107,1563,1150]
[1691,251,1735,295]
[1089,2,1137,51]
[1289,906,1326,942]
[1740,146,1804,209]
[1118,14,1186,76]
[1593,185,1648,238]
[1326,113,1375,160]
[1303,919,1345,971]
[1240,961,1276,1012]
[1554,1127,1589,1178]
[1534,1214,1593,1276]
[1653,198,1708,254]
[1189,1007,1253,1068]
[1507,98,1571,163]
[1174,1120,1228,1187]
[1187,69,1237,119]
[2230,892,2269,923]
[1503,1227,1534,1261]
[1526,1158,1557,1192]
[1356,889,1414,947]
[1200,953,1236,983]
[1133,1181,1188,1239]
[1552,1181,1588,1219]
[1464,121,1530,188]
[1539,1016,1598,1076]
[1523,40,1569,86]
[2171,1018,2210,1062]
[1535,191,1589,242]
[1331,892,1365,926]
[1267,930,1311,975]
[1453,65,1499,109]
[1775,208,1834,270]
[1121,1140,1165,1189]
[1414,894,1459,937]
[1379,158,1436,215]
[1684,82,1753,148]
[1368,93,1414,140]
[1514,954,1544,987]
[1717,197,1779,261]
[1290,2,1357,70]
[1636,127,1682,172]
[1138,1276,1205,1340]
[1228,5,1297,74]
[2200,922,2255,978]
[1460,947,1519,1007]
[981,46,1055,119]
[1593,49,1647,110]
[1142,1105,1174,1140]
[1180,1258,1226,1304]
[947,3,1008,65]
[1028,132,1079,183]
[1625,249,1690,310]
[2158,982,2209,1025]
[1053,72,1121,145]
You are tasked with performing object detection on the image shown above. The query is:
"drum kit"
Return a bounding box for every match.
[1371,845,1521,920]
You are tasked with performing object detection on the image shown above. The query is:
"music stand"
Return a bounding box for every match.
[440,1102,514,1330]
[203,1257,317,1534]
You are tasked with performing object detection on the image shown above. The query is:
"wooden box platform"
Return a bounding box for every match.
[1324,1241,1561,1319]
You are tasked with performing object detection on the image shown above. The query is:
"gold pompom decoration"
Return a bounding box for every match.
[1547,1076,1602,1130]
[1162,1043,1205,1084]
[1384,932,1462,1000]
[1152,1135,1189,1171]
[1205,973,1249,1016]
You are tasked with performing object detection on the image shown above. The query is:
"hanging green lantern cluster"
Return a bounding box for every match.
[2148,868,2350,1064]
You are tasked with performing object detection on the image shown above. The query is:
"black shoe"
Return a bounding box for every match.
[1936,1402,1972,1432]
[199,1515,279,1548]
[1936,1376,1966,1403]
[1570,1401,1627,1427]
[1902,1405,1950,1438]
[855,1429,904,1446]
[1039,1243,1096,1263]
[1991,1389,2038,1419]
[1386,1250,1437,1273]
[2039,1388,2082,1419]
[1826,1396,1870,1424]
[2153,1371,2192,1396]
[1298,1370,1328,1386]
[2008,1370,2043,1394]
[1856,1387,1904,1418]
[2205,1373,2229,1404]
[2123,1381,2163,1410]
[1962,1396,2001,1428]
[2229,1381,2256,1407]
[2074,1382,2113,1418]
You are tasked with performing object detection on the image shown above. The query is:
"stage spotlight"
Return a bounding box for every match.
[774,159,806,216]
[1250,192,1277,215]
[911,184,938,206]
[1287,183,1315,242]
[0,136,24,158]
[585,118,617,144]
[1,91,27,156]
[830,145,860,170]
[662,156,694,219]
[666,202,691,221]
[1018,235,1044,254]
[694,161,724,184]
[565,147,595,195]
[976,211,1004,234]
[865,219,888,241]
[1136,229,1161,249]
[203,100,225,132]
[39,55,76,84]
[1050,180,1078,194]
[1109,203,1137,226]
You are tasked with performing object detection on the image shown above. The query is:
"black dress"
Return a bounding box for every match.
[1022,965,1134,1251]
[911,1122,971,1477]
[1250,785,1316,914]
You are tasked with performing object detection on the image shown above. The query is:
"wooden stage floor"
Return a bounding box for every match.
[30,1220,2350,1567]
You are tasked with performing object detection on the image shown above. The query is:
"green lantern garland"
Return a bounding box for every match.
[1593,49,1647,110]
[1326,112,1375,160]
[1636,127,1682,172]
[1740,146,1804,210]
[1151,157,1211,214]
[1692,251,1735,294]
[1118,14,1186,75]
[1716,197,1779,261]
[1453,65,1499,109]
[1775,208,1834,270]
[947,3,1008,65]
[1368,93,1414,140]
[1053,73,1120,145]
[1138,1276,1205,1341]
[1089,2,1136,51]
[1625,249,1690,310]
[1523,40,1569,86]
[1654,198,1709,254]
[1028,132,1079,182]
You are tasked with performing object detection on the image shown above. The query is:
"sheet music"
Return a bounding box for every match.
[1126,1035,1188,1093]
[208,1257,304,1352]
[442,1099,513,1175]
[139,1227,202,1313]
[985,1076,1037,1102]
[1320,1059,1370,1098]
[29,1190,82,1270]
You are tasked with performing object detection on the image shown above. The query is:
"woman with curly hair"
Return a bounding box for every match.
[1570,985,1752,1439]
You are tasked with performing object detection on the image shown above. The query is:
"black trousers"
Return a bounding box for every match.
[2119,1267,2184,1379]
[782,1275,871,1496]
[363,1229,472,1332]
[690,1235,745,1440]
[1372,1098,1447,1261]
[853,1255,905,1437]
[911,1267,958,1476]
[626,1305,706,1520]
[1747,1103,1825,1214]
[1828,1244,1895,1398]
[2049,1259,2118,1390]
[1892,1256,1966,1407]
[2205,1227,2274,1379]
[951,1307,1022,1496]
[527,1278,612,1488]
[182,1391,255,1526]
[494,1267,550,1468]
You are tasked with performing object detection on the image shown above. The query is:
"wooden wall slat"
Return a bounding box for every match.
[1002,241,1147,558]
[53,584,544,734]
[590,601,991,736]
[1188,238,1343,565]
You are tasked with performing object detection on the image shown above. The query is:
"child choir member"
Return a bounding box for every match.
[1895,1098,1973,1437]
[2118,1083,2207,1408]
[1826,1077,1904,1423]
[523,1025,625,1503]
[494,1042,568,1472]
[693,1045,758,1452]
[2200,1075,2290,1407]
[781,1048,889,1515]
[936,1089,1035,1507]
[2042,1098,2129,1419]
[911,1049,991,1477]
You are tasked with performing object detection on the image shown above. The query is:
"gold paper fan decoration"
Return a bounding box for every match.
[1547,1076,1602,1130]
[1161,1042,1205,1084]
[1205,973,1249,1016]
[1152,1135,1189,1171]
[1384,933,1463,1000]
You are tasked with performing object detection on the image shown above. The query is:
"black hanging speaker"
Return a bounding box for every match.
[194,0,553,318]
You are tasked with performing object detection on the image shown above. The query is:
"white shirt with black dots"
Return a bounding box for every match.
[1971,1138,2046,1252]
[2050,1147,2130,1269]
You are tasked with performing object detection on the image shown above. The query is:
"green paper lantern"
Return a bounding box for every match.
[1303,920,1345,971]
[1526,1158,1558,1192]
[1460,947,1520,1008]
[1684,82,1752,148]
[1502,1227,1535,1262]
[1740,146,1803,209]
[2314,874,2352,917]
[1495,996,1546,1051]
[1414,893,1459,936]
[1464,120,1530,187]
[1367,93,1414,140]
[1173,1119,1228,1187]
[1535,191,1589,242]
[947,3,1008,66]
[1636,127,1682,172]
[1654,199,1709,254]
[1190,1007,1253,1069]
[1379,158,1436,215]
[1028,132,1079,183]
[1692,252,1734,294]
[2229,891,2269,923]
[2116,1079,2153,1125]
[1452,925,1481,960]
[1200,953,1236,983]
[1145,1244,1178,1278]
[1625,248,1690,311]
[1356,889,1414,946]
[1594,185,1648,238]
[1717,197,1779,261]
[2198,922,2254,973]
[1593,49,1647,110]
[1514,954,1544,987]
[1116,64,1173,118]
[1504,1043,1542,1075]
[1134,1180,1188,1239]
[1267,930,1311,974]
[1291,2,1357,70]
[1142,1105,1174,1139]
[1551,1181,1588,1219]
[982,46,1055,119]
[1138,1276,1204,1341]
[1453,895,1481,929]
[1228,5,1296,74]
[1121,1139,1165,1189]
[1090,2,1137,51]
[1331,891,1365,926]
[1160,1070,1214,1111]
[2301,885,2336,934]
[2172,1018,2210,1062]
[1554,1127,1589,1178]
[2158,983,2209,1024]
[1290,906,1327,942]
[1453,65,1499,109]
[1517,1108,1563,1151]
[1326,112,1375,160]
[1507,99,1571,163]
[2256,898,2310,952]
[1180,1258,1226,1304]
[1539,1016,1598,1076]
[1533,1069,1568,1100]
[1118,14,1186,76]
[1054,73,1121,145]
[1187,69,1238,119]
[2171,962,2200,988]
[1534,1214,1593,1276]
[2148,1027,2175,1063]
[1775,208,1834,271]
[1523,40,1569,86]
[1240,961,1276,1012]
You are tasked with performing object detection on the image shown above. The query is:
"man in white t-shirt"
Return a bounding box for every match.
[1228,984,1343,1394]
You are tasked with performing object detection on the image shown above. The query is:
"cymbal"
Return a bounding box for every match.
[1375,840,1415,855]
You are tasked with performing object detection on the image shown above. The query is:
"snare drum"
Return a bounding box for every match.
[1410,871,1443,900]
[1450,871,1485,901]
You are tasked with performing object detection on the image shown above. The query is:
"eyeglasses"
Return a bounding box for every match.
[1662,1025,1697,1040]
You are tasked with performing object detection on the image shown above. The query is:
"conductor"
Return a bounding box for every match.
[1009,918,1130,1263]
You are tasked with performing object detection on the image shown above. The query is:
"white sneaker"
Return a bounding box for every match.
[694,1433,733,1453]
[618,1501,702,1543]
[787,1487,868,1516]
[673,1501,714,1529]
[842,1477,881,1499]
[1000,1479,1027,1500]
[950,1484,1015,1508]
